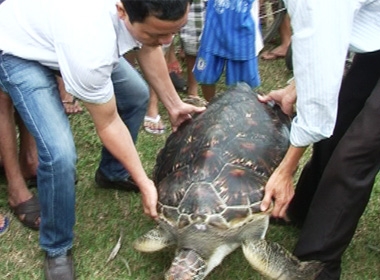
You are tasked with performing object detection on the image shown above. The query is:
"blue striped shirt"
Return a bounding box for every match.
[200,0,258,60]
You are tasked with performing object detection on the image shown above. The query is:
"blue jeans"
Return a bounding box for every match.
[0,52,148,256]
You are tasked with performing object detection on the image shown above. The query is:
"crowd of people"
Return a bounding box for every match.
[0,0,379,279]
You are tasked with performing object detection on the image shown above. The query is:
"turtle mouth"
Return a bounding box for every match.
[165,249,206,280]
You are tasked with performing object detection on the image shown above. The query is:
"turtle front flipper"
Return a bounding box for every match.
[165,249,207,280]
[133,227,175,252]
[242,239,323,280]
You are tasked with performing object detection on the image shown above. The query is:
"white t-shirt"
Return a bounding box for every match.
[0,0,140,103]
[285,0,380,147]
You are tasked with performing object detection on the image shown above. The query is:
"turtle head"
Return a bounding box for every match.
[165,248,207,280]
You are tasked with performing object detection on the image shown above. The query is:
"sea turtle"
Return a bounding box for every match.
[133,83,322,280]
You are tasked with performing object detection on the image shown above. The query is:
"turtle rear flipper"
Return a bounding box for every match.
[133,227,175,253]
[242,239,323,280]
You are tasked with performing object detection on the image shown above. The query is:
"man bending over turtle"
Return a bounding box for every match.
[0,0,204,279]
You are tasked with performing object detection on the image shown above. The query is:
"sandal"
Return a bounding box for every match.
[0,215,10,236]
[169,72,187,92]
[167,61,187,92]
[10,195,40,231]
[144,115,166,135]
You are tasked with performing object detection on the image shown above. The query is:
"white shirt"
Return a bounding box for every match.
[252,0,264,55]
[285,0,380,147]
[0,0,140,103]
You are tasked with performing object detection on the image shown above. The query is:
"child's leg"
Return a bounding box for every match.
[193,52,224,102]
[201,85,216,102]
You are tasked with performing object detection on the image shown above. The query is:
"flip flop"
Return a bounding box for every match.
[260,50,286,60]
[10,195,40,231]
[0,215,10,236]
[144,115,166,135]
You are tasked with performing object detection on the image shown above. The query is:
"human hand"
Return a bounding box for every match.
[257,81,296,116]
[260,166,295,218]
[168,101,206,132]
[260,145,305,218]
[138,179,159,219]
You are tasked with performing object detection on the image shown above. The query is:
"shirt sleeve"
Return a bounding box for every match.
[55,40,117,104]
[285,0,357,147]
[51,2,119,104]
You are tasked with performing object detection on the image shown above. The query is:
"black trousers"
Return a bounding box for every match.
[288,50,380,279]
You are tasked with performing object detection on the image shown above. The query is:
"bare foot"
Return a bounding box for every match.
[261,45,289,60]
[183,95,208,107]
[62,98,83,115]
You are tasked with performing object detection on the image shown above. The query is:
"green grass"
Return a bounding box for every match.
[1,44,380,279]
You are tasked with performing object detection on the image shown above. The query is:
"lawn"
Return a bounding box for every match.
[0,43,379,279]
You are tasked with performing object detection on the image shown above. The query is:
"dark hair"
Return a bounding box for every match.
[121,0,192,23]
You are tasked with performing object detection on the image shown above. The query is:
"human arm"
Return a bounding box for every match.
[259,0,356,217]
[258,80,299,217]
[260,145,306,218]
[83,96,158,219]
[136,45,205,131]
